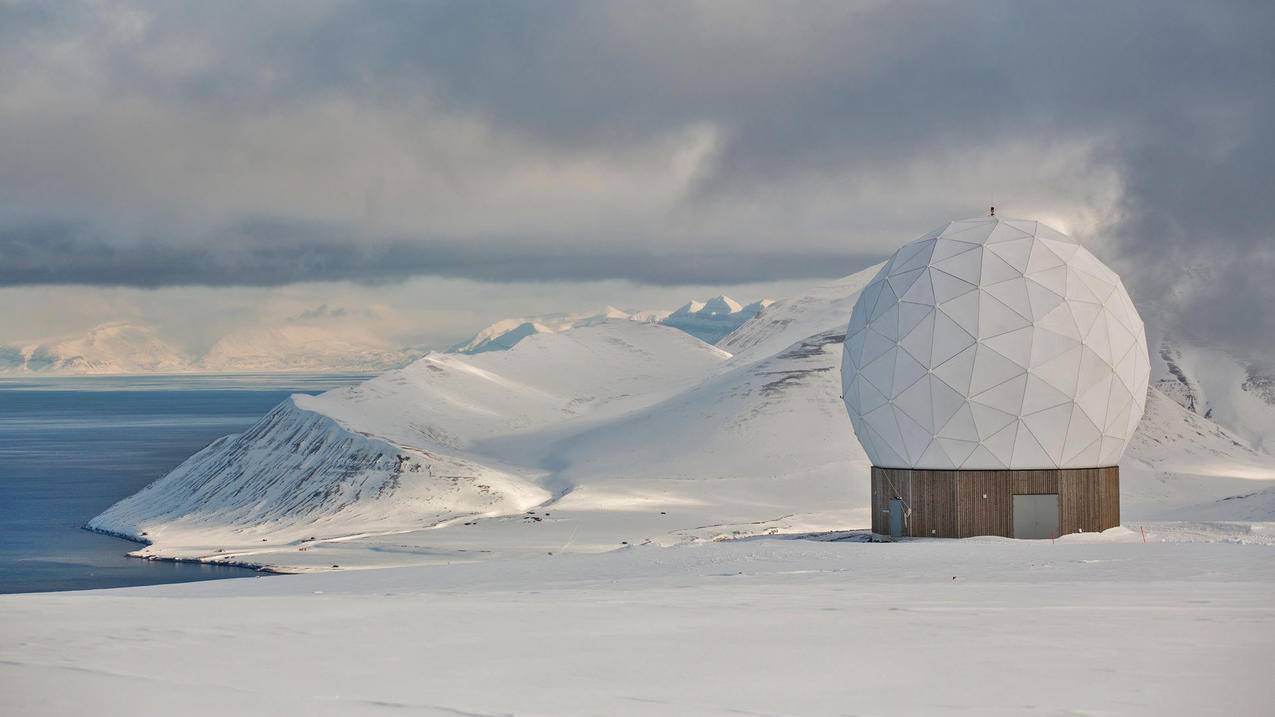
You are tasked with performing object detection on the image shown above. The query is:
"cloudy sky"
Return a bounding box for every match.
[1,1,1271,354]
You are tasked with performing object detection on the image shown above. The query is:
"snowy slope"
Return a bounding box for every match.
[1152,337,1275,453]
[717,267,881,362]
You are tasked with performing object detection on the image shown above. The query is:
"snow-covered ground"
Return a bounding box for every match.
[5,268,1275,714]
[3,530,1273,715]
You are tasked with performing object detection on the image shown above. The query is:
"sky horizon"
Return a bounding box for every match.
[2,1,1272,356]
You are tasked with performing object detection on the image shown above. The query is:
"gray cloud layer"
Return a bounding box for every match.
[0,1,1272,352]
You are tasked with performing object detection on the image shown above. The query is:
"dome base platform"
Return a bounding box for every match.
[870,466,1119,539]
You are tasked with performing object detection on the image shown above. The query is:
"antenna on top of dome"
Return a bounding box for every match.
[989,205,995,217]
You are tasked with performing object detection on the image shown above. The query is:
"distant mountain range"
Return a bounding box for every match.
[0,321,423,375]
[449,295,772,354]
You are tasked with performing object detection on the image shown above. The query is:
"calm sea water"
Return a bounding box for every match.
[0,374,371,594]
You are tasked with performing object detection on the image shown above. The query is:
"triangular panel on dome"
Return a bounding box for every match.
[894,239,938,275]
[1011,420,1055,468]
[932,343,977,395]
[930,310,977,367]
[894,406,933,464]
[1025,239,1065,274]
[1029,261,1069,295]
[900,269,936,305]
[941,220,996,243]
[1076,372,1113,429]
[962,444,1007,470]
[1084,311,1113,363]
[860,346,898,398]
[891,348,928,400]
[1065,267,1103,304]
[938,402,980,442]
[938,289,980,337]
[844,328,868,369]
[983,420,1020,467]
[929,376,967,434]
[983,277,1034,323]
[856,373,889,413]
[970,373,1028,416]
[1029,327,1080,369]
[1024,277,1066,320]
[893,374,934,431]
[1020,374,1072,414]
[864,404,907,463]
[1036,300,1082,340]
[1032,344,1083,397]
[873,301,902,341]
[970,401,1016,440]
[930,238,980,263]
[985,221,1034,245]
[897,300,934,339]
[887,267,926,301]
[898,310,936,369]
[857,278,885,320]
[917,439,954,469]
[860,327,895,367]
[1098,435,1125,466]
[936,437,978,467]
[969,344,1027,395]
[930,267,979,303]
[1022,402,1072,464]
[1003,219,1038,235]
[1074,266,1117,304]
[1068,300,1102,338]
[934,245,984,285]
[1106,314,1137,364]
[870,282,900,321]
[982,325,1034,369]
[1061,403,1102,464]
[980,248,1021,285]
[986,236,1034,273]
[977,291,1032,338]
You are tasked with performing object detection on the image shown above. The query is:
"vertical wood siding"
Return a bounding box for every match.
[870,466,1120,538]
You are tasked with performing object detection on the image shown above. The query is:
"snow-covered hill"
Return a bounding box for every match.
[89,268,1275,571]
[448,306,649,354]
[0,323,193,374]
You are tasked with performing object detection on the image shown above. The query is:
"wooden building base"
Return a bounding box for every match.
[870,466,1120,539]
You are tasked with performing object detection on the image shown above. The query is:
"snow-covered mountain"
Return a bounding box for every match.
[0,321,422,375]
[660,295,773,344]
[1152,338,1275,453]
[89,265,1275,572]
[449,296,774,355]
[449,306,652,354]
[200,324,421,373]
[0,322,193,374]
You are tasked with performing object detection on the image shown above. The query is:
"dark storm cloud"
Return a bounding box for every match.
[0,0,1273,354]
[0,221,873,288]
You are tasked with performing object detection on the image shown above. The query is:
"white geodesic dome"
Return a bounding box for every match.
[841,217,1149,470]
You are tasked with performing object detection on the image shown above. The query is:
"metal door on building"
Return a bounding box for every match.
[888,498,904,538]
[1012,494,1060,539]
